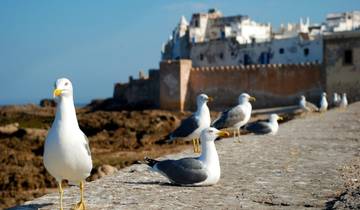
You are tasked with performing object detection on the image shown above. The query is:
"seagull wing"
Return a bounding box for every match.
[155,158,208,185]
[244,121,272,134]
[212,106,246,129]
[170,114,199,138]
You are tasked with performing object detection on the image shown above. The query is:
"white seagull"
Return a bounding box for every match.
[340,93,348,108]
[333,92,341,107]
[319,92,328,112]
[244,114,283,135]
[168,94,212,153]
[299,95,319,112]
[211,93,255,138]
[146,128,229,186]
[44,78,92,210]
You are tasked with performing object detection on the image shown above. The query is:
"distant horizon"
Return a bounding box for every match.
[0,0,359,105]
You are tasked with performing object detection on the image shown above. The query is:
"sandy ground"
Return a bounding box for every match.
[13,103,360,210]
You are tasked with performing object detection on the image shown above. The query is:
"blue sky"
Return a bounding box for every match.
[0,0,359,105]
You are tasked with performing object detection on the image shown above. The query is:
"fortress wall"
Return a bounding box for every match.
[324,31,360,102]
[187,63,323,110]
[113,70,160,109]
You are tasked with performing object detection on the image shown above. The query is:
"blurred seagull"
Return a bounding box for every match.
[146,128,229,186]
[212,93,255,139]
[319,92,328,112]
[44,78,92,210]
[332,92,341,107]
[168,94,212,153]
[340,93,348,108]
[299,95,319,112]
[244,114,283,135]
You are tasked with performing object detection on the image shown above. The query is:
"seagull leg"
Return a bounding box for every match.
[73,181,86,210]
[196,138,201,153]
[58,181,64,210]
[192,139,197,153]
[234,128,241,143]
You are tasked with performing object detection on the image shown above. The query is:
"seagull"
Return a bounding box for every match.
[168,94,212,153]
[43,78,92,210]
[333,92,341,107]
[146,128,229,186]
[319,92,328,112]
[244,114,283,135]
[211,93,255,138]
[299,95,319,112]
[340,93,348,108]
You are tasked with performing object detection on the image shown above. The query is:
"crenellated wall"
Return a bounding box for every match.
[186,62,323,110]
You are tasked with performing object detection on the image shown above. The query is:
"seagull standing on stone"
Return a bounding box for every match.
[44,78,92,210]
[319,92,328,112]
[211,93,255,139]
[333,92,341,107]
[146,128,229,186]
[340,93,348,108]
[168,94,212,153]
[299,95,319,112]
[244,114,283,135]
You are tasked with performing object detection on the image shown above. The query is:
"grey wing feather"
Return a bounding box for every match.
[306,102,319,112]
[212,106,246,129]
[244,121,272,134]
[156,158,208,185]
[170,115,199,138]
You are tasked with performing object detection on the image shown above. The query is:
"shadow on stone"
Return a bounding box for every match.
[6,203,53,210]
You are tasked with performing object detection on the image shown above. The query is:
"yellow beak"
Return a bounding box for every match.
[249,96,256,102]
[208,96,213,102]
[217,130,230,138]
[278,116,284,121]
[53,89,62,97]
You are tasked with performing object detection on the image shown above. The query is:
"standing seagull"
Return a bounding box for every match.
[146,128,229,186]
[44,78,92,210]
[299,95,319,112]
[340,93,348,108]
[333,92,341,107]
[244,114,283,135]
[319,92,328,112]
[168,94,212,153]
[212,93,255,138]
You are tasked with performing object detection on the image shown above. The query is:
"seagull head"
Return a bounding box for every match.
[197,94,213,106]
[269,114,283,122]
[342,93,347,97]
[53,78,73,100]
[200,127,229,142]
[238,93,255,104]
[322,92,327,97]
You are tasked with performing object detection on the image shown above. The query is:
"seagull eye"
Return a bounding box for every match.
[65,82,68,86]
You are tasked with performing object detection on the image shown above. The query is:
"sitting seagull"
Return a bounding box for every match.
[340,93,348,108]
[211,93,255,138]
[168,94,212,153]
[44,78,92,210]
[146,127,229,186]
[244,114,283,135]
[333,92,341,107]
[319,92,328,112]
[299,95,319,112]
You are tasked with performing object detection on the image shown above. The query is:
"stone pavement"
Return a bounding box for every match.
[12,103,360,210]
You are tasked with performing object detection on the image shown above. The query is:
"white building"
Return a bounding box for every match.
[162,9,360,66]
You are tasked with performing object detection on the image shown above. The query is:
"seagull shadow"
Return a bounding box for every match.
[6,203,53,210]
[122,181,207,188]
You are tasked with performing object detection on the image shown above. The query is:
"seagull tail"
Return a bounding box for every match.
[144,157,159,167]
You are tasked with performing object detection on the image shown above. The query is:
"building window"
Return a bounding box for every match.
[344,49,353,65]
[279,48,284,54]
[219,52,224,60]
[195,20,199,27]
[200,54,204,61]
[304,48,309,56]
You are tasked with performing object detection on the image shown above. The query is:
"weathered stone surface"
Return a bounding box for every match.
[14,103,360,209]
